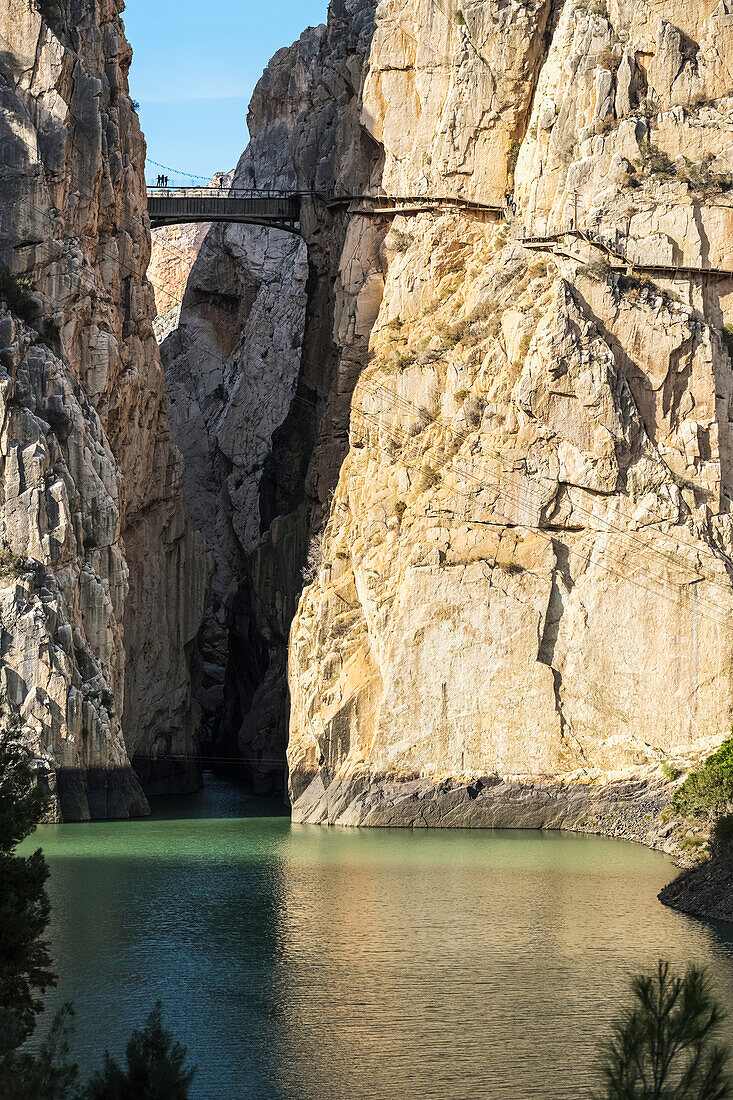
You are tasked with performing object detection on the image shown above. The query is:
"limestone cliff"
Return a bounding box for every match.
[162,0,733,860]
[283,0,733,838]
[150,222,211,341]
[0,0,208,818]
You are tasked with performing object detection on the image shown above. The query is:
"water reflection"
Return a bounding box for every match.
[24,776,733,1100]
[270,827,733,1100]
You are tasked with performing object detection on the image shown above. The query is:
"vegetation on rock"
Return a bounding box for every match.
[672,740,733,819]
[710,815,733,863]
[0,694,55,1089]
[0,546,26,581]
[0,268,37,327]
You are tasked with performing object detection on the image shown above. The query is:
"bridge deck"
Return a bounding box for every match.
[147,189,302,231]
[146,188,504,232]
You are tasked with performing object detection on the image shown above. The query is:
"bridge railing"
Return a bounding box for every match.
[146,186,317,200]
[145,186,504,211]
[513,223,733,277]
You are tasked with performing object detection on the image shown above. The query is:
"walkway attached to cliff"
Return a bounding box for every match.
[146,187,504,232]
[514,225,733,280]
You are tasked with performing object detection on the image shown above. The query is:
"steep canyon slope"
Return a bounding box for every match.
[0,0,208,819]
[161,0,733,848]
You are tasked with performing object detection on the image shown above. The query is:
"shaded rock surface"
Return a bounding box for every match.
[659,859,733,924]
[160,1,384,791]
[0,0,208,818]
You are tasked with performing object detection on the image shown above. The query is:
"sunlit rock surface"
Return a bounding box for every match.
[0,0,208,818]
[150,222,211,341]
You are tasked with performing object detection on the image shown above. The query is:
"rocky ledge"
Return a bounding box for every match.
[659,859,733,924]
[292,767,675,848]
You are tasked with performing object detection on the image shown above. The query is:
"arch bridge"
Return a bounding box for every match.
[146,187,503,233]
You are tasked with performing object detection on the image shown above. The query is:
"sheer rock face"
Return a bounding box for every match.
[0,0,208,818]
[150,222,211,337]
[288,215,733,834]
[360,0,554,201]
[283,0,733,834]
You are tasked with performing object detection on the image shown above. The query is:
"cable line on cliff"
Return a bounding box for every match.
[359,377,733,604]
[351,387,733,624]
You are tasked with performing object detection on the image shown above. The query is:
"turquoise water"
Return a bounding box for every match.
[22,776,733,1099]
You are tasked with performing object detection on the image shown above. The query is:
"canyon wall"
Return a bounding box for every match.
[149,221,211,341]
[289,0,733,835]
[0,0,208,818]
[160,0,385,790]
[162,0,733,841]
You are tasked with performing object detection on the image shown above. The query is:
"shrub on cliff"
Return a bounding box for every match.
[0,267,37,327]
[710,815,733,862]
[672,739,733,818]
[635,140,676,179]
[595,960,732,1099]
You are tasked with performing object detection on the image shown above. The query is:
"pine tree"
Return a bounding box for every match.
[8,1003,78,1099]
[86,1002,196,1099]
[595,960,732,1099]
[0,690,195,1099]
[0,692,56,1086]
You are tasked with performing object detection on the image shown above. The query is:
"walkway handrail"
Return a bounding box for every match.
[514,223,733,279]
[146,186,504,211]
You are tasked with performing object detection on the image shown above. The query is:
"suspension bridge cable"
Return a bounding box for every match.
[145,158,214,182]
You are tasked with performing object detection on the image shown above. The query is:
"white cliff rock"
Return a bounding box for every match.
[0,0,208,817]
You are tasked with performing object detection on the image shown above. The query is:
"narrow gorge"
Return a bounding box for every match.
[2,0,732,919]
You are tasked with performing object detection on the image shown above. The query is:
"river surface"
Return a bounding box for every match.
[22,775,733,1099]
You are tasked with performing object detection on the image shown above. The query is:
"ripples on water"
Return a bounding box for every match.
[22,775,733,1099]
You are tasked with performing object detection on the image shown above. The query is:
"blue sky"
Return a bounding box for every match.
[123,0,329,185]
